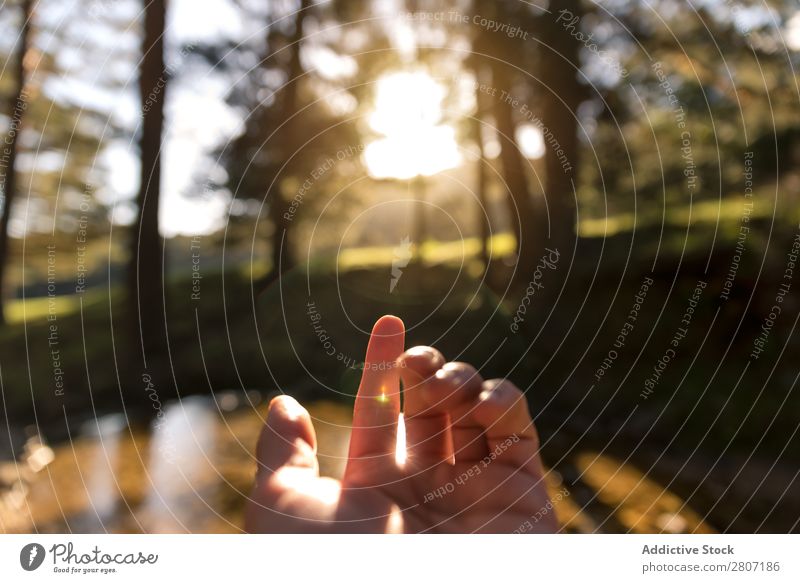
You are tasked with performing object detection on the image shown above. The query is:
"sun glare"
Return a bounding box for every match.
[395,413,407,466]
[365,71,460,180]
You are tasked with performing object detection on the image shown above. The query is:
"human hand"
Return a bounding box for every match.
[244,315,557,533]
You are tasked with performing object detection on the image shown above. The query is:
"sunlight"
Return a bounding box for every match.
[788,12,800,51]
[517,123,546,159]
[369,71,445,135]
[365,127,460,180]
[395,413,407,467]
[365,71,460,180]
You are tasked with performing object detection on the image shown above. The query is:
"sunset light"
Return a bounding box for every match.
[1,0,795,556]
[364,71,460,180]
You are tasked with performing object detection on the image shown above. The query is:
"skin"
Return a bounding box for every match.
[244,315,558,533]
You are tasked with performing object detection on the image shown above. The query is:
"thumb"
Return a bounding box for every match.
[255,395,319,478]
[246,395,320,532]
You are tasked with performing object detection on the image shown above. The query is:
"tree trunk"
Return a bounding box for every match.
[267,195,295,281]
[489,61,538,270]
[264,0,310,283]
[472,66,491,272]
[0,0,33,326]
[128,0,168,377]
[475,140,490,271]
[539,0,582,252]
[471,0,537,273]
[412,176,427,262]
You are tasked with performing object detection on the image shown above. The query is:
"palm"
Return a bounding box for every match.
[246,316,556,534]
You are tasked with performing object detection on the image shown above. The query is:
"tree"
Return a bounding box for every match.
[537,0,584,252]
[0,0,33,325]
[462,51,492,273]
[224,0,360,285]
[472,0,540,271]
[266,0,310,281]
[582,0,799,219]
[471,76,491,271]
[128,0,168,376]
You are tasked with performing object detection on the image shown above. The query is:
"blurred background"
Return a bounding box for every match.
[0,0,798,533]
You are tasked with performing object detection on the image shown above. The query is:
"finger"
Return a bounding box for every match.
[345,315,405,479]
[401,359,485,416]
[398,346,450,463]
[471,379,542,473]
[255,395,318,479]
[247,396,338,533]
[434,363,490,464]
[400,354,486,465]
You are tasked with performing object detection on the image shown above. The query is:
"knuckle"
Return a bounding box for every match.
[436,362,482,391]
[483,379,524,405]
[399,346,444,372]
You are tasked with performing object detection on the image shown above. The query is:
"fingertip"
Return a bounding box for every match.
[372,314,405,337]
[398,345,445,376]
[409,362,484,415]
[473,379,534,435]
[362,315,405,372]
[477,379,524,406]
[434,362,484,397]
[268,395,307,421]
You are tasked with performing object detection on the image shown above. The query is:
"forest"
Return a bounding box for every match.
[0,0,798,533]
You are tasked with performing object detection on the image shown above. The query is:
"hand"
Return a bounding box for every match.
[244,315,557,533]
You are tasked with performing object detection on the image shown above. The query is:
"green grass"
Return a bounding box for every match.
[579,195,798,237]
[337,233,516,269]
[5,286,110,324]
